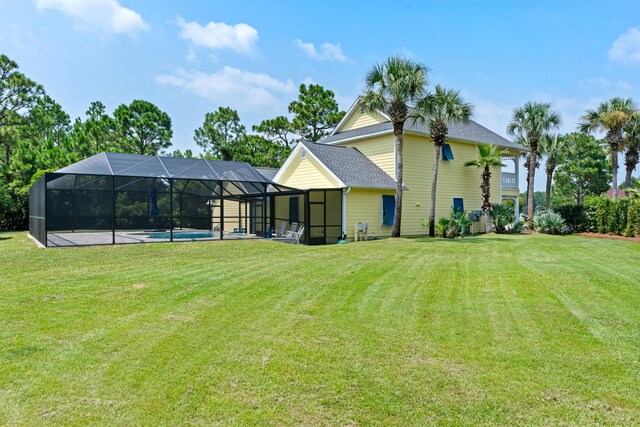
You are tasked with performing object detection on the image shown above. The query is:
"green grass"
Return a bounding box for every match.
[1,232,639,426]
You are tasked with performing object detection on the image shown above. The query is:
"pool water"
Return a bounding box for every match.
[147,231,214,239]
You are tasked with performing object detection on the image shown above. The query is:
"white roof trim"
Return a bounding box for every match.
[324,129,393,145]
[331,96,392,136]
[272,143,346,188]
[325,127,525,152]
[331,98,361,135]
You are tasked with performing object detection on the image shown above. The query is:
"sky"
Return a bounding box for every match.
[1,0,640,190]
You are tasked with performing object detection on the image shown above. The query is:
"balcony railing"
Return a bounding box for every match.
[501,172,518,189]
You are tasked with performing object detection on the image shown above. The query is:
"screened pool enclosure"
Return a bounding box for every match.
[29,153,343,247]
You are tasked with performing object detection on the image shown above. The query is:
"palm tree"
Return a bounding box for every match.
[361,56,430,237]
[579,97,637,199]
[413,85,473,237]
[623,113,640,189]
[464,144,506,233]
[507,102,561,229]
[540,133,566,210]
[514,134,541,215]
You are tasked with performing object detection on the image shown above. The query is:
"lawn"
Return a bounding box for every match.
[1,232,639,426]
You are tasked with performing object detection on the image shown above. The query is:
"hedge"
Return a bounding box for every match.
[556,196,640,237]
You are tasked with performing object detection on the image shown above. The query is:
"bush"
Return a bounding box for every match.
[582,196,640,236]
[434,217,451,238]
[555,205,588,232]
[490,203,512,234]
[534,210,567,235]
[427,208,472,238]
[625,200,640,237]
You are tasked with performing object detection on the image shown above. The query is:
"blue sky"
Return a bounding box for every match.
[2,0,640,189]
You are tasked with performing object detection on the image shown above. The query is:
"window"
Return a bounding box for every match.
[452,197,464,213]
[289,196,299,223]
[442,144,454,161]
[382,195,395,226]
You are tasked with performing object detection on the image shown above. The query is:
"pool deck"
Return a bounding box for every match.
[46,230,260,247]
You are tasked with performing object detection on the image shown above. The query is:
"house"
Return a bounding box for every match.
[273,98,525,240]
[29,101,524,247]
[606,188,627,199]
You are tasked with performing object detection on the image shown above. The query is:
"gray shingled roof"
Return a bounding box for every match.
[255,167,278,180]
[322,119,525,151]
[301,142,396,190]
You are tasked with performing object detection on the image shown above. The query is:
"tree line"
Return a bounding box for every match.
[0,53,345,230]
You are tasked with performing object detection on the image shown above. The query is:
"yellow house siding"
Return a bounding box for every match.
[278,152,341,189]
[345,188,395,240]
[399,134,503,235]
[340,110,388,131]
[212,200,247,231]
[273,194,303,228]
[341,134,395,178]
[341,134,517,236]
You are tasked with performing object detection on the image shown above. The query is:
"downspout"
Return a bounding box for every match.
[342,187,350,239]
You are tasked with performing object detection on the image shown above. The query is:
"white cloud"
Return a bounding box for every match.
[177,16,258,54]
[154,66,295,113]
[469,98,514,139]
[397,47,416,59]
[608,27,640,63]
[582,77,613,88]
[581,77,633,92]
[294,39,347,62]
[35,0,147,35]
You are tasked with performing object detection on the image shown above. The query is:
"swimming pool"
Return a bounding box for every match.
[147,231,214,239]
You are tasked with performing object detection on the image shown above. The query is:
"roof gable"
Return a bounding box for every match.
[332,98,390,135]
[300,142,396,190]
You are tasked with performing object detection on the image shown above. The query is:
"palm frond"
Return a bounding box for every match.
[412,85,473,126]
[464,144,507,168]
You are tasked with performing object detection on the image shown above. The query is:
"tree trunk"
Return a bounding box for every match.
[609,129,622,199]
[577,182,583,206]
[485,210,491,234]
[482,165,492,233]
[527,141,537,229]
[545,160,555,211]
[624,148,638,189]
[392,122,404,238]
[611,148,619,199]
[428,144,441,237]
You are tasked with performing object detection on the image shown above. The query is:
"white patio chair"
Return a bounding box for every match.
[292,226,305,244]
[272,221,287,237]
[287,222,298,235]
[272,226,304,244]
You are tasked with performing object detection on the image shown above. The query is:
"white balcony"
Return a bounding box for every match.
[501,172,518,189]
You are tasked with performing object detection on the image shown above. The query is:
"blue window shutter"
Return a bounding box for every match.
[442,144,454,161]
[382,195,395,226]
[453,197,464,213]
[289,196,299,223]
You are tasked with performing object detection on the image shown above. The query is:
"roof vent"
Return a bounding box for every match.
[300,150,307,159]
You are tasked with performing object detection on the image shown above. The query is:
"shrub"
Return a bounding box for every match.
[434,217,451,238]
[534,210,567,235]
[510,221,524,233]
[490,203,513,234]
[427,208,472,238]
[555,205,588,232]
[582,196,640,237]
[624,199,640,237]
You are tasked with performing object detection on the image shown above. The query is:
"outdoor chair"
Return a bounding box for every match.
[272,226,304,244]
[288,222,298,235]
[291,226,304,244]
[272,221,287,237]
